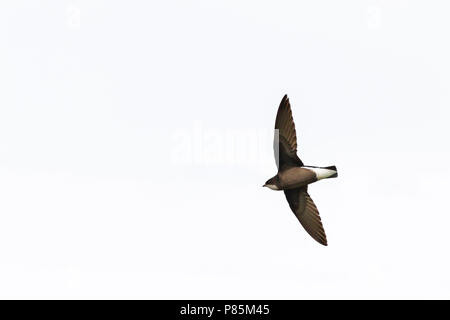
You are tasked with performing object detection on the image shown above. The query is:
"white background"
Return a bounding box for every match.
[1,1,449,299]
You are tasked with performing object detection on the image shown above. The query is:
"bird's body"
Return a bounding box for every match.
[263,95,338,246]
[267,166,337,190]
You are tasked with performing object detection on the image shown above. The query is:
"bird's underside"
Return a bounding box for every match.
[273,95,328,246]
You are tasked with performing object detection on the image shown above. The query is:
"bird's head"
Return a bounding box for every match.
[263,176,281,190]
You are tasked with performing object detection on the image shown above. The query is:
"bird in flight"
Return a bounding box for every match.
[263,95,337,246]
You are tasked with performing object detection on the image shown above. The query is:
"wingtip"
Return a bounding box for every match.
[317,239,328,246]
[279,94,290,108]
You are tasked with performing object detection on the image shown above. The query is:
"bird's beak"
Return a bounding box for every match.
[262,184,267,187]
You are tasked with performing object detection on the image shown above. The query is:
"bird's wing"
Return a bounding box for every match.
[284,186,328,246]
[274,95,303,170]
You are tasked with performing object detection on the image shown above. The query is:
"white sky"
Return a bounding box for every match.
[1,1,450,299]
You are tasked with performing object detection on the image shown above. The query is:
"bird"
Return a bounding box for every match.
[263,94,337,246]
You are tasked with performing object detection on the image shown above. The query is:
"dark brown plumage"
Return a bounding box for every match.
[264,95,337,246]
[284,187,328,246]
[274,95,303,170]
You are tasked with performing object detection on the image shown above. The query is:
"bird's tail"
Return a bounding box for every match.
[322,165,338,178]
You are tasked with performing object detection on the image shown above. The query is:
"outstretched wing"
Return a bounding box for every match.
[274,95,303,170]
[284,186,328,246]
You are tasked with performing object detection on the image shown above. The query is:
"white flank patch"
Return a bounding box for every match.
[306,167,337,180]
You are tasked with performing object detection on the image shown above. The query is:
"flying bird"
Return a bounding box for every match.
[263,95,337,246]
